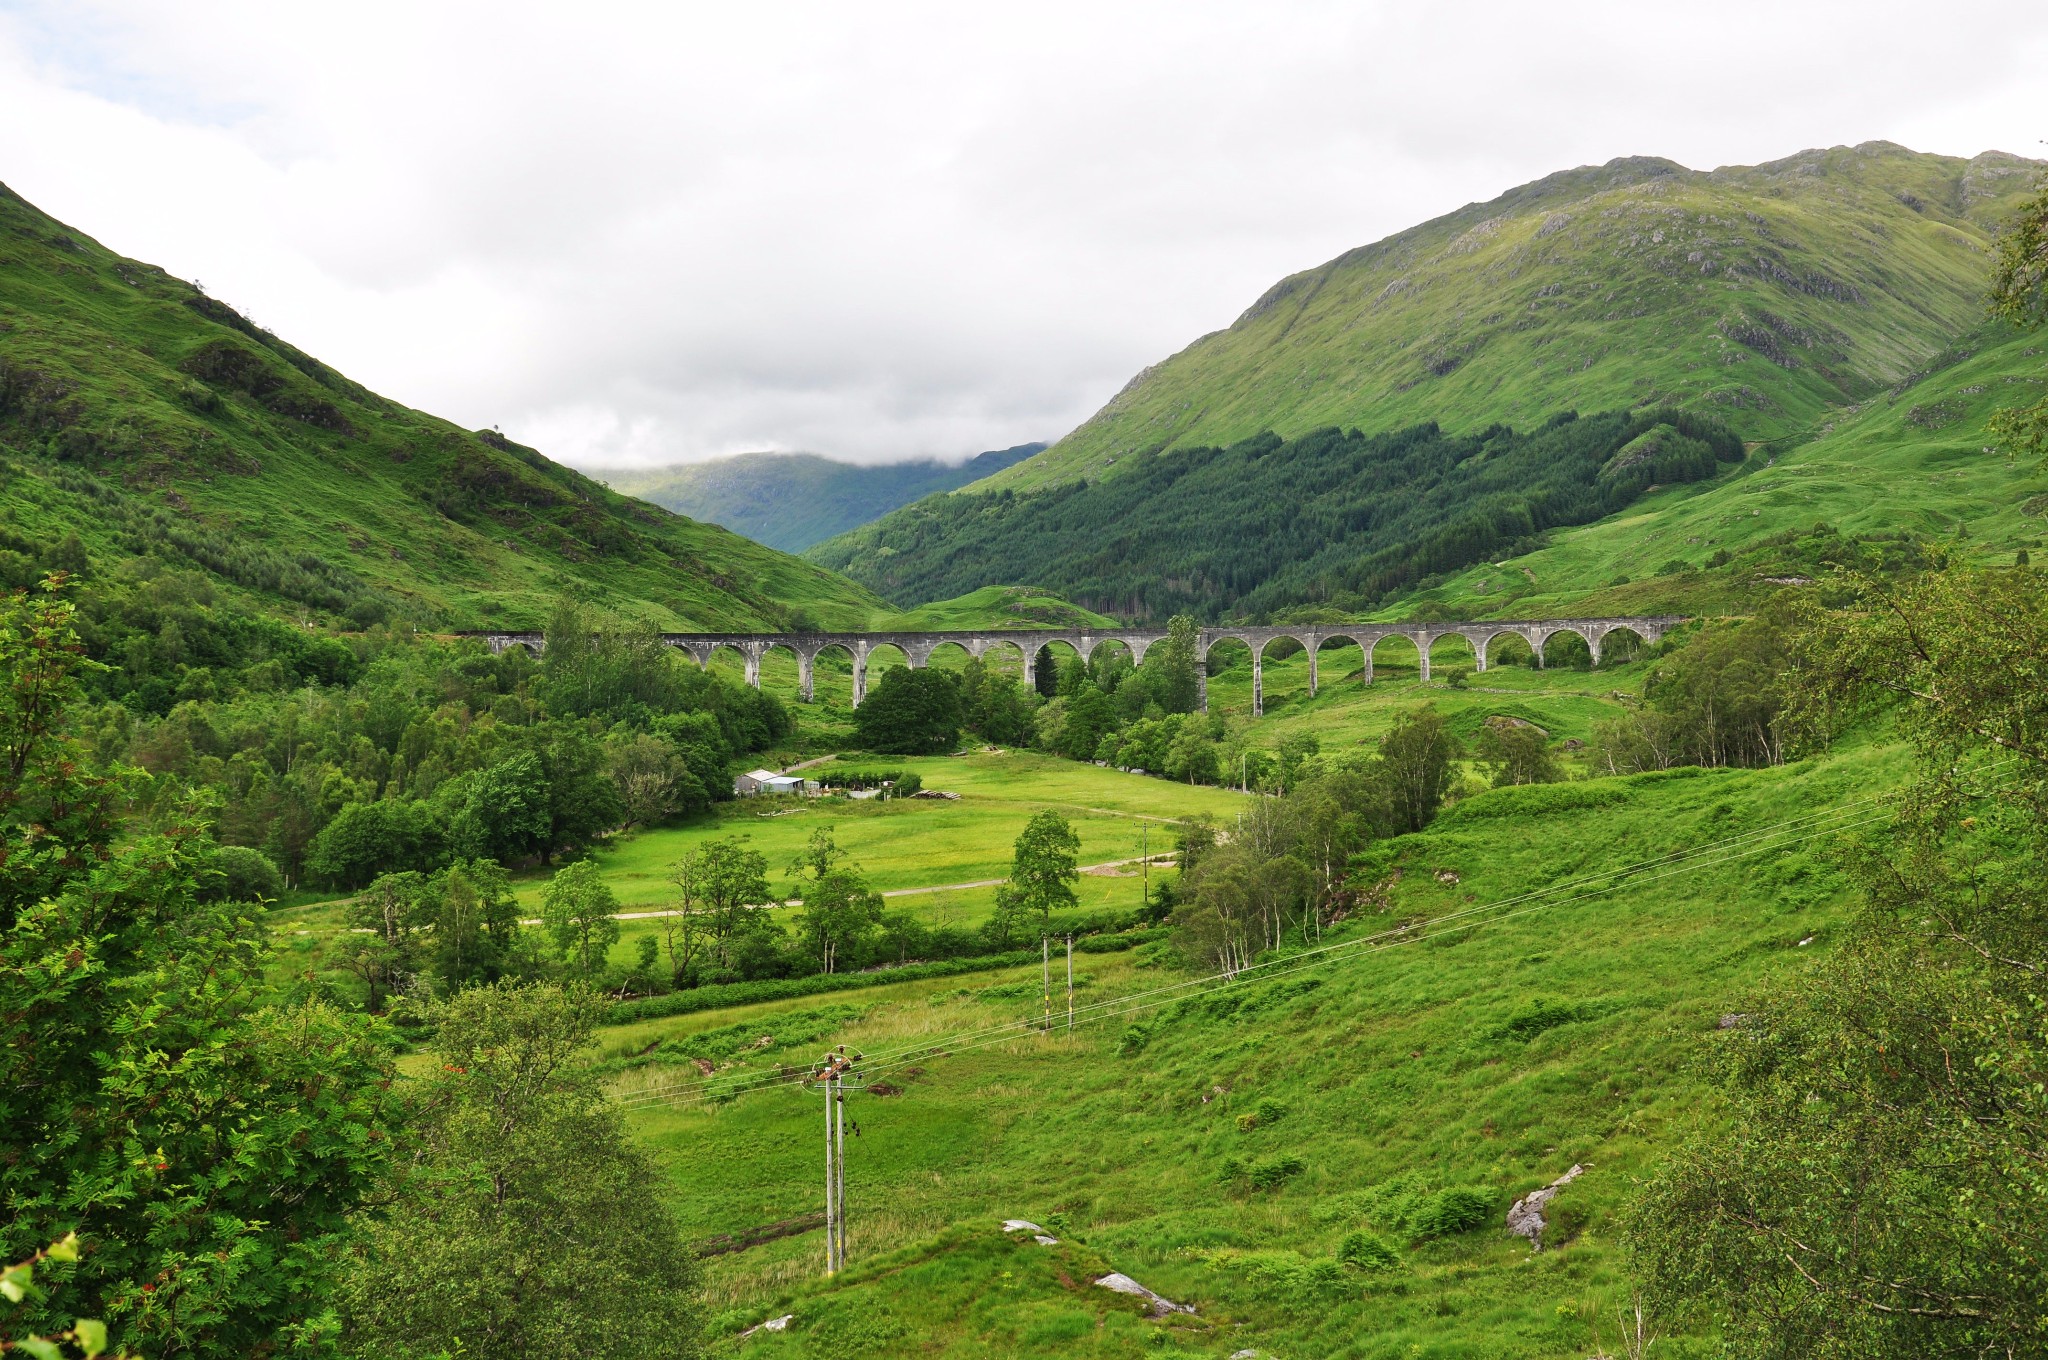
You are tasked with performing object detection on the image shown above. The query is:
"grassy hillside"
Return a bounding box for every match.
[808,405,1750,617]
[1392,325,2048,622]
[599,444,1045,553]
[0,182,887,630]
[980,142,2040,495]
[602,716,1900,1358]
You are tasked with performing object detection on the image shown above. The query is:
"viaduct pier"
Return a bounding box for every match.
[476,615,1686,716]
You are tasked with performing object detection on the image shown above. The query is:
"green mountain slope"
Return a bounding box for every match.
[0,182,887,631]
[808,326,2047,621]
[980,142,2040,494]
[808,405,1752,618]
[597,444,1045,553]
[1393,324,2048,622]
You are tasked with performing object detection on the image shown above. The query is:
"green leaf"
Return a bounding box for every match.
[45,1234,80,1263]
[74,1317,109,1356]
[16,1338,64,1360]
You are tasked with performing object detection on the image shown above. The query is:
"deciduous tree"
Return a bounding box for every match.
[538,859,621,976]
[337,983,701,1359]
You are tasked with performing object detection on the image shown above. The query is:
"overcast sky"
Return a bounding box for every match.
[1,2,2043,468]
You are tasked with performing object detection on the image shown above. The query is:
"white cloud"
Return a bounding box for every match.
[0,0,2042,467]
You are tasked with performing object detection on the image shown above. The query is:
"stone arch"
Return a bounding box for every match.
[803,640,859,707]
[1476,629,1533,672]
[1366,632,1428,684]
[755,638,809,701]
[1536,626,1596,671]
[1199,634,1256,715]
[1125,634,1158,667]
[1423,630,1479,682]
[1253,634,1316,715]
[1593,624,1649,667]
[857,641,913,706]
[1316,633,1371,694]
[1087,637,1139,693]
[976,637,1034,685]
[924,638,976,673]
[1029,637,1085,698]
[704,639,753,685]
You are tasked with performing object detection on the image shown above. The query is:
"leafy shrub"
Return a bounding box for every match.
[1337,1230,1403,1272]
[1489,996,1612,1041]
[1195,1249,1350,1302]
[1408,1187,1494,1240]
[1248,1155,1307,1191]
[205,844,284,902]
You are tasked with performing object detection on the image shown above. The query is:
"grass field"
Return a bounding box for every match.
[614,734,1906,1357]
[511,752,1251,914]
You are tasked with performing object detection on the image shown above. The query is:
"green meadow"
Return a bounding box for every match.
[614,735,1905,1358]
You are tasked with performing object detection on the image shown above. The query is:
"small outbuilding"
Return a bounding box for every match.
[733,768,782,797]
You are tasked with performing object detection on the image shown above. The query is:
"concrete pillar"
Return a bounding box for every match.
[1307,643,1318,698]
[1362,642,1375,687]
[1589,633,1604,668]
[798,652,815,703]
[1416,635,1431,684]
[1474,633,1489,673]
[852,653,868,708]
[1197,663,1209,714]
[1252,649,1263,717]
[744,648,761,689]
[1534,632,1547,670]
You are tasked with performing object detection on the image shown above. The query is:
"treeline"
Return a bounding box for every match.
[0,550,792,891]
[336,808,1127,1013]
[809,406,1745,618]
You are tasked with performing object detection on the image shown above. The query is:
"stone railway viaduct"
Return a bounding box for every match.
[477,616,1687,716]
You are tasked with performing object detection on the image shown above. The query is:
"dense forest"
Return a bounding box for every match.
[809,406,1745,618]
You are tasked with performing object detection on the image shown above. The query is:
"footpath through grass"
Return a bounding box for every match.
[620,736,1905,1359]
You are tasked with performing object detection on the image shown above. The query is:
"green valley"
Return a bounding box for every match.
[5,126,2047,1360]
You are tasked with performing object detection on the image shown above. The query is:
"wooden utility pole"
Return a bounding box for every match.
[809,1048,864,1275]
[1041,936,1051,1032]
[1141,823,1149,912]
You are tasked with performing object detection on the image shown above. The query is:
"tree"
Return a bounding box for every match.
[1475,721,1561,787]
[1007,810,1079,934]
[427,859,524,990]
[0,574,122,930]
[1628,564,2048,1356]
[1150,614,1202,714]
[1377,704,1458,833]
[663,846,710,984]
[535,724,624,860]
[1,578,399,1357]
[1163,721,1219,784]
[539,860,621,976]
[449,751,552,864]
[788,829,883,973]
[305,797,439,889]
[342,870,434,1010]
[606,731,705,829]
[337,983,702,1359]
[852,666,962,754]
[691,835,774,970]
